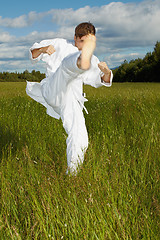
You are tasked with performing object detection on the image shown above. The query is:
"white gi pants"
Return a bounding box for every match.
[41,52,88,174]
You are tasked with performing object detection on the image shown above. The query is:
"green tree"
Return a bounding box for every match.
[113,41,160,82]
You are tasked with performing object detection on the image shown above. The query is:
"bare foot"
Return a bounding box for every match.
[78,35,96,70]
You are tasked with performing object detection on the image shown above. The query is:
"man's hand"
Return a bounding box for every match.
[98,62,110,75]
[31,45,56,59]
[42,45,56,55]
[98,62,111,83]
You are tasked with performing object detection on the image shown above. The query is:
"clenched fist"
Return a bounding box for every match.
[98,62,111,83]
[31,45,56,59]
[98,62,110,75]
[42,45,56,55]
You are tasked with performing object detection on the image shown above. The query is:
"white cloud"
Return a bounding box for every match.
[18,31,58,45]
[0,31,15,42]
[0,11,47,28]
[0,15,28,28]
[48,0,160,48]
[1,0,160,46]
[0,58,46,73]
[50,6,93,26]
[103,51,147,68]
[0,44,27,59]
[27,11,47,24]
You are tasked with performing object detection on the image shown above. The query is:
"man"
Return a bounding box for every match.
[26,22,113,175]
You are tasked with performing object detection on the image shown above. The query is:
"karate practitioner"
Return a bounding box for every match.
[26,22,113,175]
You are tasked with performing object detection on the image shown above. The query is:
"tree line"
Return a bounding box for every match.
[0,41,160,83]
[113,41,160,82]
[0,70,45,82]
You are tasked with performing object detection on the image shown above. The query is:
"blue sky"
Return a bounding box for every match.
[0,0,160,72]
[1,0,142,17]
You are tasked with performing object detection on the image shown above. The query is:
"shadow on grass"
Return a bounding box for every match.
[0,122,66,177]
[0,123,21,160]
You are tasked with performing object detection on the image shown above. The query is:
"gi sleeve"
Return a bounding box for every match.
[29,39,57,64]
[100,70,113,87]
[83,55,113,88]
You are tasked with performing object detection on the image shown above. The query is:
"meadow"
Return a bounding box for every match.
[0,82,160,239]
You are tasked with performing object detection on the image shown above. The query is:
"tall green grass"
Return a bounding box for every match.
[0,82,160,239]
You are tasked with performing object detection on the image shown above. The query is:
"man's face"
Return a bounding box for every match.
[74,35,88,50]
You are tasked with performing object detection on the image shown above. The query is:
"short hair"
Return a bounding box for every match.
[75,22,96,38]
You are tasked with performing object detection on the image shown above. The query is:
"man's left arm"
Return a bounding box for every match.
[98,62,113,86]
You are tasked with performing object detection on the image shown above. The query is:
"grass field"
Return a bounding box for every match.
[0,82,160,239]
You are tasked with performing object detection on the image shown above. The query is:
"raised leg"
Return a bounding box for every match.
[41,52,84,113]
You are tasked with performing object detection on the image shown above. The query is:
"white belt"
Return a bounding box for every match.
[73,91,88,114]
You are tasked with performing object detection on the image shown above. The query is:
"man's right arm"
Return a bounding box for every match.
[31,45,56,59]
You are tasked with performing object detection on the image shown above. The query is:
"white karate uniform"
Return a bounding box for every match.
[26,38,113,174]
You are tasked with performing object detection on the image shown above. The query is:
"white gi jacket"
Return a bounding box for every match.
[26,38,113,174]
